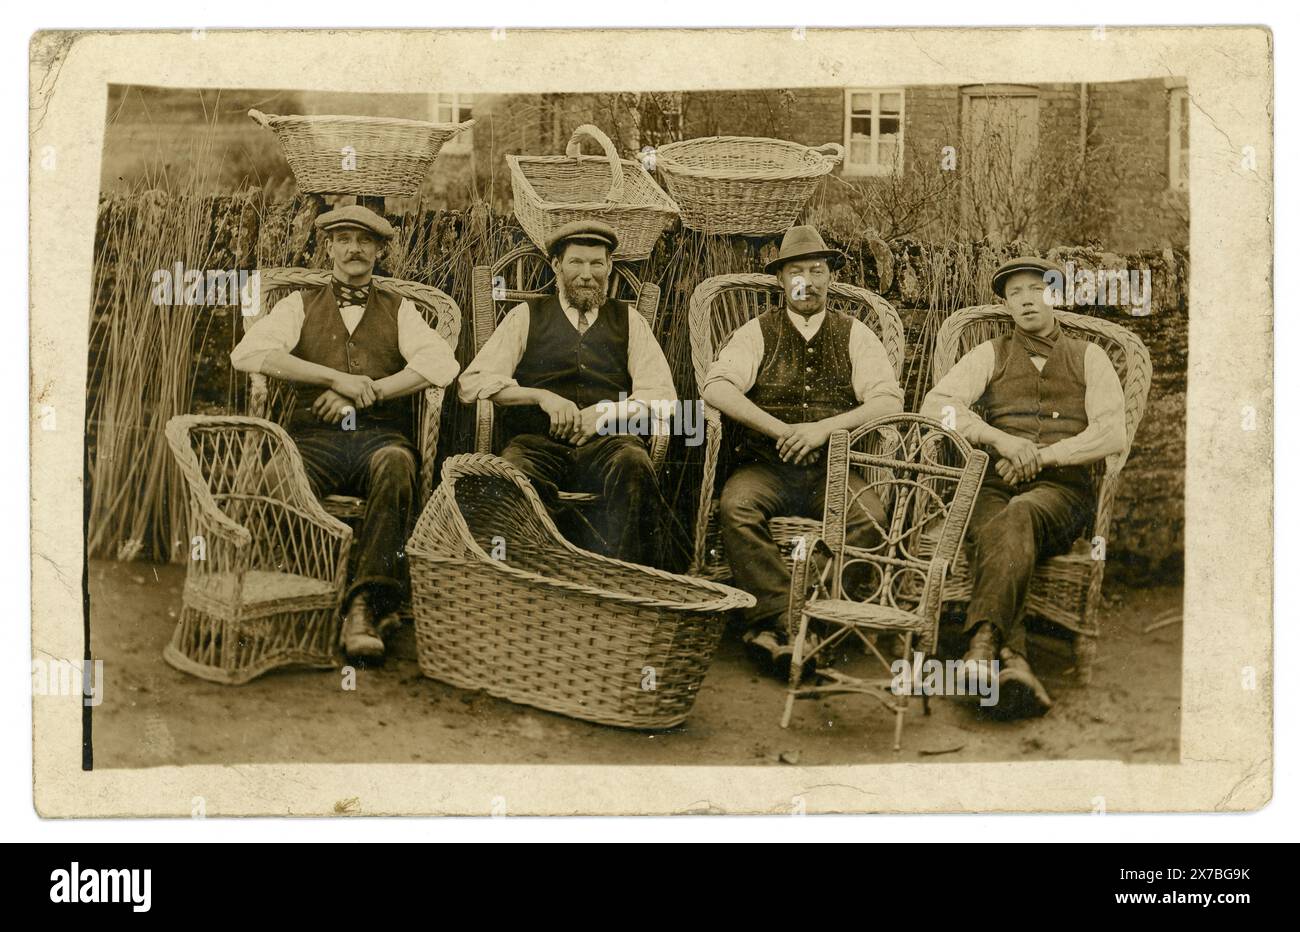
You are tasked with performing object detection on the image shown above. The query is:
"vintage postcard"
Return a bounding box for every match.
[30,26,1271,816]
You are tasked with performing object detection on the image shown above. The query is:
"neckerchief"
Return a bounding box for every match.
[1012,321,1062,358]
[332,279,372,308]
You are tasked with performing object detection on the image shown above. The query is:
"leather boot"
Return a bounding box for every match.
[992,646,1053,719]
[340,591,384,663]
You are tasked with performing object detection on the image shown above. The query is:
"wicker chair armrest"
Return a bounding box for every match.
[252,500,352,583]
[474,398,496,454]
[786,533,833,637]
[648,429,669,475]
[248,372,269,420]
[418,384,444,504]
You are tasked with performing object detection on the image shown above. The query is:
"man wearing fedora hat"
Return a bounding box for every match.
[922,256,1126,717]
[458,220,676,567]
[702,225,904,675]
[231,204,460,664]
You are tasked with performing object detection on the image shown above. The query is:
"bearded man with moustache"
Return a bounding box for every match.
[922,257,1126,718]
[458,221,676,567]
[230,205,460,664]
[702,225,904,675]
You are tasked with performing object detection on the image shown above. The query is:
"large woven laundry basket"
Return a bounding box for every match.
[406,454,753,728]
[654,135,844,234]
[508,124,679,260]
[249,109,474,196]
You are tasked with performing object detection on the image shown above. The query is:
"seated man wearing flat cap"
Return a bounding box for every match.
[231,204,460,664]
[702,225,905,676]
[922,256,1125,718]
[458,220,676,567]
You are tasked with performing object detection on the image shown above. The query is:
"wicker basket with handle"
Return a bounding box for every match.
[249,109,474,196]
[406,453,754,729]
[654,136,844,234]
[508,124,680,260]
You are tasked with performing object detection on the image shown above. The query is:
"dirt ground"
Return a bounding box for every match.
[87,559,1181,768]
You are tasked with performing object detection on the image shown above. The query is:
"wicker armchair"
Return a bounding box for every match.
[688,272,907,581]
[163,415,352,684]
[781,415,988,749]
[468,245,669,502]
[931,305,1152,683]
[244,267,462,519]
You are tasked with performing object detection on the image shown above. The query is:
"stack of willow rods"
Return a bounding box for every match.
[88,188,229,561]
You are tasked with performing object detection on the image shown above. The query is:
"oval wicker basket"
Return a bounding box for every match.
[654,136,845,235]
[249,109,474,196]
[406,454,753,729]
[508,124,679,260]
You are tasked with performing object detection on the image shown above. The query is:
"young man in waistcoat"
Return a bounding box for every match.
[922,257,1126,718]
[230,205,460,664]
[458,220,676,567]
[702,225,905,676]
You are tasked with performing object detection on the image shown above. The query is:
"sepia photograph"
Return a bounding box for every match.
[27,25,1269,817]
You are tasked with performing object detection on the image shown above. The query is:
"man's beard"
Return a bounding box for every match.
[561,276,606,312]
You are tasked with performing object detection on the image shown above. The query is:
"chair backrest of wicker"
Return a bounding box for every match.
[823,415,987,617]
[469,245,654,355]
[931,305,1152,460]
[243,267,461,430]
[687,272,906,396]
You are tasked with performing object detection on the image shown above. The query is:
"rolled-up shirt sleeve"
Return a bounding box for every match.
[701,318,764,395]
[457,302,529,403]
[627,310,677,409]
[230,291,304,374]
[1044,343,1127,468]
[848,320,905,408]
[920,341,997,443]
[397,298,460,387]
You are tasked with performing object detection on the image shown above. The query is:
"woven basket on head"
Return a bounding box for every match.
[508,124,680,260]
[249,109,474,196]
[407,454,754,729]
[654,136,844,235]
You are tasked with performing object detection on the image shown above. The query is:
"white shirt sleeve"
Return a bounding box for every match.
[626,309,677,407]
[396,298,460,387]
[920,341,997,443]
[1044,343,1128,467]
[701,318,764,395]
[457,302,529,403]
[848,319,905,407]
[229,291,305,374]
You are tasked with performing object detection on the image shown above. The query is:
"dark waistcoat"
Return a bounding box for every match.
[978,331,1093,488]
[288,283,413,436]
[501,294,633,440]
[738,308,858,465]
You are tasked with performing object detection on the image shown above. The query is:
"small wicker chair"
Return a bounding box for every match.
[245,268,462,519]
[688,272,907,582]
[163,415,353,684]
[469,245,669,508]
[781,415,988,750]
[407,453,754,728]
[931,306,1152,684]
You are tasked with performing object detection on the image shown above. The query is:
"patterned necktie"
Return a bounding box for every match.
[575,308,591,334]
[333,280,371,308]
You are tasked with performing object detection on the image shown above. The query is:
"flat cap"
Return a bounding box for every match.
[314,205,396,240]
[991,256,1063,298]
[544,220,619,257]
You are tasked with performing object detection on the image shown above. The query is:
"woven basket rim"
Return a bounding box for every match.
[256,112,475,132]
[407,455,752,612]
[656,135,838,180]
[507,156,679,214]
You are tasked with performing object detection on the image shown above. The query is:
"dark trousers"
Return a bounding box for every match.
[501,433,664,567]
[963,472,1094,656]
[291,424,419,613]
[720,460,887,628]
